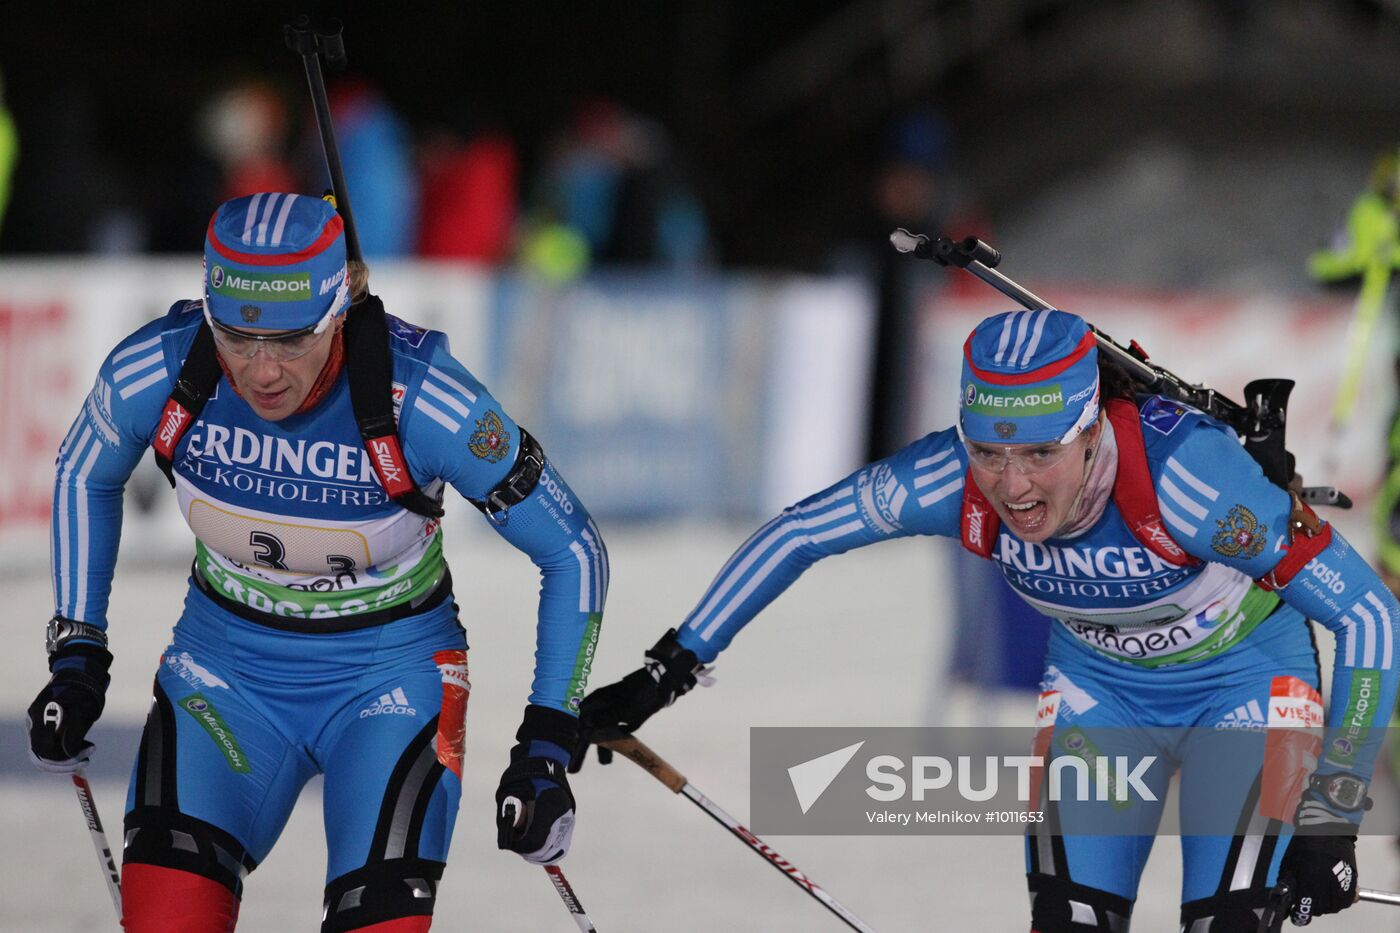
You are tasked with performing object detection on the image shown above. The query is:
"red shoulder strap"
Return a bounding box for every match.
[153,321,220,487]
[958,400,1198,565]
[960,466,999,559]
[1106,398,1196,567]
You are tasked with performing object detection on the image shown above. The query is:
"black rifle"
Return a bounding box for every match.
[284,15,362,264]
[890,229,1350,509]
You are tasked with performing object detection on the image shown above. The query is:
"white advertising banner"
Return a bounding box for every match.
[0,259,875,573]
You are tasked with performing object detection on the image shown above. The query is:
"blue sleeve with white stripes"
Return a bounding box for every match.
[400,340,607,715]
[1155,420,1400,793]
[52,311,187,629]
[675,429,966,663]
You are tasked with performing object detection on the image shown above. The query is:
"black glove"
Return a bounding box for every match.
[495,705,577,865]
[27,641,112,774]
[568,628,704,772]
[1278,830,1359,926]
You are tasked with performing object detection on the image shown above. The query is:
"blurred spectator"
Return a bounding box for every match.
[417,127,519,263]
[1311,150,1400,589]
[196,78,296,202]
[315,78,418,258]
[0,70,16,239]
[1308,149,1400,284]
[834,109,988,462]
[521,99,709,280]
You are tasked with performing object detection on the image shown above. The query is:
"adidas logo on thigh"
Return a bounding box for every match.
[360,687,417,718]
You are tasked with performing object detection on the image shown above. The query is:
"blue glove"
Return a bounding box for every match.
[27,641,112,774]
[495,705,577,865]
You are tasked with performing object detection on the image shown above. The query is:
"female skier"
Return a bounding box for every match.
[577,308,1396,931]
[28,193,607,932]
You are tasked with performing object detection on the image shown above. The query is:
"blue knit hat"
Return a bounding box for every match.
[203,193,348,331]
[960,309,1100,445]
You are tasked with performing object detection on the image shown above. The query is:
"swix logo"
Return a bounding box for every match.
[368,438,404,486]
[1139,521,1185,560]
[966,502,987,549]
[734,824,817,893]
[157,403,189,450]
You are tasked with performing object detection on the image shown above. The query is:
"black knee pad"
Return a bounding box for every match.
[1028,873,1132,932]
[123,806,257,898]
[1179,889,1270,933]
[322,858,445,933]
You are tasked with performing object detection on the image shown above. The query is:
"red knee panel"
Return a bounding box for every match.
[122,864,240,933]
[344,919,432,933]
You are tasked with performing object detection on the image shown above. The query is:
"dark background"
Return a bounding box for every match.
[1,1,1398,281]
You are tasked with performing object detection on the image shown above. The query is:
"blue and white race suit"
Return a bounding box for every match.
[670,396,1398,918]
[52,299,607,912]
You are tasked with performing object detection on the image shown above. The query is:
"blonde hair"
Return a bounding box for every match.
[348,260,371,304]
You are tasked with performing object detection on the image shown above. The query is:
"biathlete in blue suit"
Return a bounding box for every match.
[575,309,1399,931]
[26,194,608,933]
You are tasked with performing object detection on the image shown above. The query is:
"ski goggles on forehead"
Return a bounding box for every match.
[202,301,339,362]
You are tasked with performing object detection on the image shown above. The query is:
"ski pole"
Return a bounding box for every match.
[1362,887,1400,906]
[1259,881,1400,932]
[599,736,878,933]
[284,14,362,263]
[544,864,599,932]
[500,796,601,931]
[71,768,122,921]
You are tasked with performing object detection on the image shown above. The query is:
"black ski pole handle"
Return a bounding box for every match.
[1258,881,1291,933]
[284,15,362,264]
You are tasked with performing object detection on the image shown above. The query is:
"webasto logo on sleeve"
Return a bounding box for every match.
[209,265,312,302]
[967,384,1065,416]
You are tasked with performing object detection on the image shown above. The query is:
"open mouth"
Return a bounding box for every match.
[1003,499,1047,531]
[251,388,289,408]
